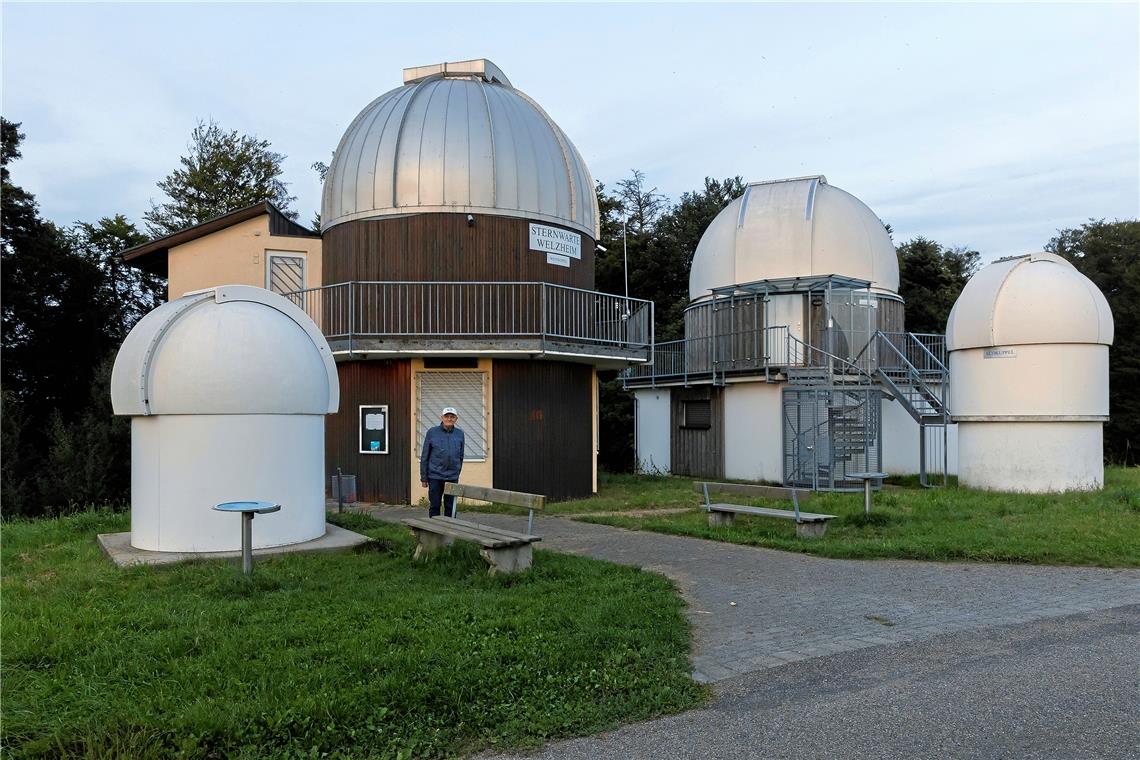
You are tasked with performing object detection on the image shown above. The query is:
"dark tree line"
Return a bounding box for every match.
[2,117,297,516]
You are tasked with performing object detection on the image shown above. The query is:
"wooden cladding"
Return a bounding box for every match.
[327,360,412,504]
[492,360,593,501]
[671,386,725,478]
[322,213,595,290]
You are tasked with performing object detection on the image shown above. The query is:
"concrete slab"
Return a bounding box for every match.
[96,522,371,568]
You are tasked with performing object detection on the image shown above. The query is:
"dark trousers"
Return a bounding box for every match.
[427,479,458,518]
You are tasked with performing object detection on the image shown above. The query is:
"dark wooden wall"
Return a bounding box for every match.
[322,213,595,290]
[327,360,412,504]
[670,386,725,478]
[492,360,593,501]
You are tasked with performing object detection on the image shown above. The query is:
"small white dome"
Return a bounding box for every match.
[946,252,1114,351]
[322,58,598,239]
[688,176,899,301]
[112,285,339,416]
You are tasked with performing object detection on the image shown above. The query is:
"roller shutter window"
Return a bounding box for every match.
[417,371,488,460]
[266,253,306,295]
[682,400,712,430]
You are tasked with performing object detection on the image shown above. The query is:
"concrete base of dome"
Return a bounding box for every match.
[97,521,370,568]
[958,421,1104,493]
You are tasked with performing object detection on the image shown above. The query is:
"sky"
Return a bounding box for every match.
[3,2,1138,263]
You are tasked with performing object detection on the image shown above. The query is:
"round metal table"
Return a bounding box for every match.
[213,501,281,575]
[846,472,889,515]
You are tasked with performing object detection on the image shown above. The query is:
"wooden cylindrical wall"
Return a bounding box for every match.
[322,214,595,290]
[492,359,594,501]
[326,360,412,504]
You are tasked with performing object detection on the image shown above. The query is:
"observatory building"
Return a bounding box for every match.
[626,176,955,488]
[110,286,338,551]
[946,252,1113,492]
[123,59,651,504]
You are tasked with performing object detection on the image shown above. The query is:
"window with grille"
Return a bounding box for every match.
[416,371,487,460]
[266,253,306,295]
[682,400,712,429]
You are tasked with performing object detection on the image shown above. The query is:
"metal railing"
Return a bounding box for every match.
[283,281,654,355]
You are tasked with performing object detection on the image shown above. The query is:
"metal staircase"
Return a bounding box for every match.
[869,332,951,487]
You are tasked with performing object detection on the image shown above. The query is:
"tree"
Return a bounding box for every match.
[70,216,164,342]
[144,119,297,237]
[896,237,980,333]
[594,173,745,472]
[649,176,745,340]
[2,118,126,514]
[1047,219,1140,464]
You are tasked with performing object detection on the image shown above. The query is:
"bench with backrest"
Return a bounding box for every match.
[693,481,835,539]
[401,483,546,575]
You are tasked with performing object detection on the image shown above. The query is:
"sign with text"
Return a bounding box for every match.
[546,252,570,267]
[983,348,1017,359]
[529,223,581,260]
[359,404,389,454]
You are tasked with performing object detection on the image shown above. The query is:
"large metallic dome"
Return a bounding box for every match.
[688,176,900,301]
[321,59,598,238]
[946,252,1114,351]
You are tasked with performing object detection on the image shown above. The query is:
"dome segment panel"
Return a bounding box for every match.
[322,59,598,239]
[112,286,339,417]
[811,185,899,293]
[687,176,899,302]
[688,202,739,299]
[946,253,1114,351]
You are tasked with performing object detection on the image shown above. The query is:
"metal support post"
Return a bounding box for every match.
[242,512,254,576]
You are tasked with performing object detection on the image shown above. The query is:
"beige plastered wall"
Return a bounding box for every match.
[408,358,495,507]
[166,216,323,298]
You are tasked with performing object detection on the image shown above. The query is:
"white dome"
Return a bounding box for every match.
[112,285,339,416]
[688,176,899,301]
[946,252,1114,351]
[321,59,598,239]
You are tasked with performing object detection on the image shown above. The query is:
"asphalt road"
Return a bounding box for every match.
[486,604,1140,760]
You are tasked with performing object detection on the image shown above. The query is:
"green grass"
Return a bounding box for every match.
[568,467,1140,566]
[464,468,1140,567]
[1,511,705,759]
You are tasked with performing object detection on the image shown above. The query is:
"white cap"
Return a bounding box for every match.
[441,407,459,417]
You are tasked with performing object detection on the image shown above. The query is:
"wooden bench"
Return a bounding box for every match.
[693,481,835,539]
[401,484,546,575]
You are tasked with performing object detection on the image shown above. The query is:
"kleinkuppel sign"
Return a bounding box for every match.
[529,223,581,262]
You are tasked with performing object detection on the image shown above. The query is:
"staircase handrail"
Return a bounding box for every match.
[787,334,875,383]
[873,332,950,420]
[904,332,949,375]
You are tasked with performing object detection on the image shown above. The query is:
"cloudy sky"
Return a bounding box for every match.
[3,2,1137,262]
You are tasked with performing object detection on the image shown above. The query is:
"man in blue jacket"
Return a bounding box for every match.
[420,406,465,518]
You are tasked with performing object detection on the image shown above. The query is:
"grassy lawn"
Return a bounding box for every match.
[2,511,705,759]
[470,468,1140,567]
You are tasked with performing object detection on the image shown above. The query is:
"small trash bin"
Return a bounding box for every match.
[331,474,357,505]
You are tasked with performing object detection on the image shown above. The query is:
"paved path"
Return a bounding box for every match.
[366,506,1140,684]
[488,605,1140,760]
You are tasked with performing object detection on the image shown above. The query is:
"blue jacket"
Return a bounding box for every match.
[420,425,465,481]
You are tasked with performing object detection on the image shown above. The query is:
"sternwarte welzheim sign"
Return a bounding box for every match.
[529,223,581,268]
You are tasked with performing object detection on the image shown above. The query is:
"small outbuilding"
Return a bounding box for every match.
[111,285,339,551]
[946,252,1114,492]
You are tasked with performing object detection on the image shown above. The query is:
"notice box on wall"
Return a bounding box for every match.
[359,405,388,454]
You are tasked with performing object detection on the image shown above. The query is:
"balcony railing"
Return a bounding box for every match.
[283,281,654,362]
[623,325,947,387]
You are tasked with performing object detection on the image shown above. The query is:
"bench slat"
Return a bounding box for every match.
[694,481,812,501]
[402,517,532,548]
[443,516,541,543]
[707,503,834,522]
[444,482,546,510]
